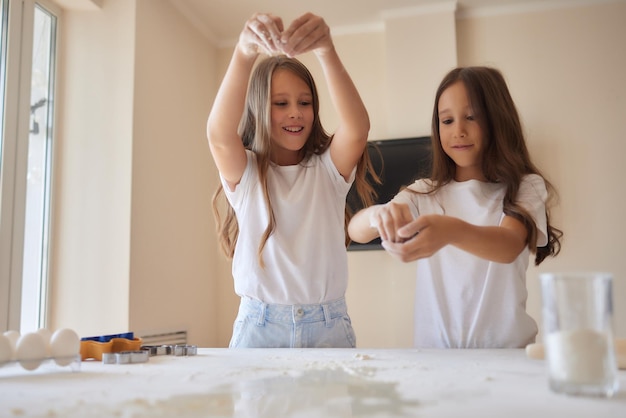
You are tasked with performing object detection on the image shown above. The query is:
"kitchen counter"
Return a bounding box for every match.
[1,348,625,417]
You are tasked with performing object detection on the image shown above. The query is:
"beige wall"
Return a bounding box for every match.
[129,0,217,346]
[351,0,626,347]
[48,0,626,348]
[216,0,626,347]
[455,1,626,345]
[50,0,135,335]
[50,0,221,346]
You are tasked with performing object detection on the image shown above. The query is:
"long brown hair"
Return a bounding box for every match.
[212,55,379,265]
[427,66,562,265]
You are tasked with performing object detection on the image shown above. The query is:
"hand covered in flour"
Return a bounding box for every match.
[238,13,333,58]
[238,13,285,57]
[368,202,414,245]
[382,214,457,263]
[280,13,334,57]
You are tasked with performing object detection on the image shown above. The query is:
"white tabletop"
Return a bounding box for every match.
[1,348,625,417]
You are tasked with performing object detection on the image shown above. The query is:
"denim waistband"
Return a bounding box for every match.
[239,297,348,327]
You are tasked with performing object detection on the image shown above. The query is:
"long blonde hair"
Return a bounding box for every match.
[212,55,379,265]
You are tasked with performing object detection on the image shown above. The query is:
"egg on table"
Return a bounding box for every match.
[16,332,47,371]
[50,328,80,366]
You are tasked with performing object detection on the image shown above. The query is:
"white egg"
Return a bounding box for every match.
[16,332,46,371]
[3,330,20,352]
[0,334,14,365]
[36,328,53,355]
[50,328,80,366]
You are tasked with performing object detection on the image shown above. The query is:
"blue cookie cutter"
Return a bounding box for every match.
[81,332,134,343]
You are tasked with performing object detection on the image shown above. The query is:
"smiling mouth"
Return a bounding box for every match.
[283,126,304,133]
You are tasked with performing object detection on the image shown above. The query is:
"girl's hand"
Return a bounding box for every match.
[369,202,414,244]
[281,13,333,57]
[382,214,456,262]
[238,13,285,57]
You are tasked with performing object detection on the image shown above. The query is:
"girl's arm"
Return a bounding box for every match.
[348,206,382,244]
[206,14,284,189]
[282,13,370,180]
[383,214,528,264]
[348,202,414,244]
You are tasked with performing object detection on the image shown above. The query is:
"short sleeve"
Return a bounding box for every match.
[390,179,432,220]
[320,150,356,195]
[220,150,255,208]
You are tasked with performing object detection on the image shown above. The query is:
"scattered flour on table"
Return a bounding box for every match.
[44,369,419,418]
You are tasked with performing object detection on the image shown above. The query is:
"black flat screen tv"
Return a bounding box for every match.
[347,136,432,251]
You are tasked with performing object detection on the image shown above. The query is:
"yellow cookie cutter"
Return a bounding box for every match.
[80,337,143,361]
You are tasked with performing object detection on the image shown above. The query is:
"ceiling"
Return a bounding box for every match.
[168,0,552,45]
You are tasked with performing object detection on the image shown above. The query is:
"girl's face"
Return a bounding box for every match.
[269,68,314,165]
[437,81,486,182]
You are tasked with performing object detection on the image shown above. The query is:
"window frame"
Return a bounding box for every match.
[0,0,60,332]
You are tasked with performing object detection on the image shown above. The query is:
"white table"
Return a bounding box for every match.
[1,348,625,417]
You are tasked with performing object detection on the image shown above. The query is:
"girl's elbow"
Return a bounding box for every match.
[347,227,364,243]
[349,114,370,142]
[348,224,375,244]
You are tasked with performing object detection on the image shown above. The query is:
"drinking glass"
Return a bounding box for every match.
[540,272,619,397]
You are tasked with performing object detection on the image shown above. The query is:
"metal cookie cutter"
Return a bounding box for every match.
[142,345,173,357]
[140,344,197,357]
[174,344,197,356]
[102,350,149,364]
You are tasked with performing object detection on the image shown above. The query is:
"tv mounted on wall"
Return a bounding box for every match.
[347,136,432,251]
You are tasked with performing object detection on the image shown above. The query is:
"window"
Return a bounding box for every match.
[0,0,7,171]
[21,3,57,332]
[0,0,58,333]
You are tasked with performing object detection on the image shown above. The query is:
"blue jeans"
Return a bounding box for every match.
[229,297,357,348]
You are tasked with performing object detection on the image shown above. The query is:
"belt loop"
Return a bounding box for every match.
[257,302,267,326]
[322,303,332,328]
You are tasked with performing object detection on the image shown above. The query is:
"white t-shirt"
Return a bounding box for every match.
[221,149,354,305]
[392,174,548,348]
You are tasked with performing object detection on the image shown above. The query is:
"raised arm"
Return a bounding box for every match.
[206,14,284,189]
[281,13,370,180]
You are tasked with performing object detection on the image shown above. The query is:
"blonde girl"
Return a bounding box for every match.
[207,12,376,348]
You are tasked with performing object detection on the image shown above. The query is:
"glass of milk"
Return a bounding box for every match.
[540,272,619,397]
